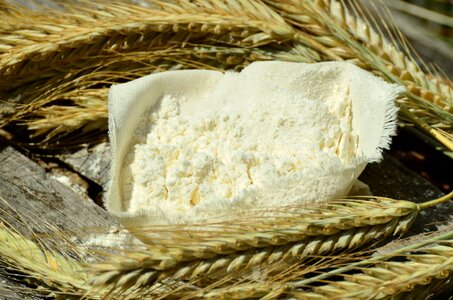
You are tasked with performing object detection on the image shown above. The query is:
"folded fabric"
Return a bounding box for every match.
[106,61,403,231]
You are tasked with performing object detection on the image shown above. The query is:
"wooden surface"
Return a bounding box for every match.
[0,274,38,300]
[0,144,118,237]
[0,144,120,299]
[59,143,111,188]
[360,153,452,235]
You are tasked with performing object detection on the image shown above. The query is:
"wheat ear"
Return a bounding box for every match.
[85,197,420,297]
[271,0,453,109]
[288,229,453,300]
[0,0,293,90]
[169,228,453,299]
[3,0,452,149]
[0,222,90,298]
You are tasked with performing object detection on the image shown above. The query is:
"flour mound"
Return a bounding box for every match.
[123,71,360,219]
[108,61,403,226]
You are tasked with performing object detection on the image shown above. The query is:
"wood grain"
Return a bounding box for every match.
[360,153,453,235]
[0,144,117,238]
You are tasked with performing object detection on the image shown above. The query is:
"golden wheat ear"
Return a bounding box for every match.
[0,0,291,90]
[174,227,453,299]
[0,221,90,298]
[0,0,451,149]
[83,192,453,299]
[287,227,453,300]
[0,193,451,298]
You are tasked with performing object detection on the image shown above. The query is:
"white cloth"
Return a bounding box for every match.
[106,61,403,229]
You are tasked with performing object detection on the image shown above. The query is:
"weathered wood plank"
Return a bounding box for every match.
[0,144,117,238]
[360,153,453,235]
[0,273,41,300]
[0,144,133,298]
[59,143,111,188]
[360,153,444,201]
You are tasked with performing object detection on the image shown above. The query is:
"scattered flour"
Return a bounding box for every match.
[50,172,90,201]
[82,227,145,250]
[122,71,360,221]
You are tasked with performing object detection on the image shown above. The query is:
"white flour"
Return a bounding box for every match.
[122,71,360,219]
[107,61,403,227]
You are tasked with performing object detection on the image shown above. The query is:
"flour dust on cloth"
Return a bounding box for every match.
[106,61,403,229]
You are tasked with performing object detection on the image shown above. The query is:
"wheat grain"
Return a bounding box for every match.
[187,282,289,300]
[287,231,453,300]
[162,229,453,299]
[85,197,419,298]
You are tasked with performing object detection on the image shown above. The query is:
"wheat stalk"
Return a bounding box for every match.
[90,219,408,295]
[85,197,420,298]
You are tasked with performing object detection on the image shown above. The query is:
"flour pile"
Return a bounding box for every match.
[107,61,403,226]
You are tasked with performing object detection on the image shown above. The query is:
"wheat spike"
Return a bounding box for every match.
[270,0,453,109]
[0,222,90,298]
[288,230,453,300]
[166,229,453,299]
[183,282,290,300]
[0,0,292,89]
[2,0,451,149]
[85,192,453,298]
[85,197,419,298]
